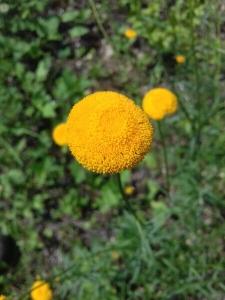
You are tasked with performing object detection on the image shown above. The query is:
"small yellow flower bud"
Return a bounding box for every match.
[175,55,185,64]
[124,28,137,39]
[52,123,67,146]
[124,186,134,195]
[112,251,120,260]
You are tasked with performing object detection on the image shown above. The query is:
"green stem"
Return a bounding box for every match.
[177,95,195,130]
[171,52,195,132]
[157,121,170,195]
[208,3,222,117]
[88,0,120,60]
[189,0,202,157]
[116,173,143,224]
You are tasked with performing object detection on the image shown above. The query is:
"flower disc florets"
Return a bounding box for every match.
[67,91,153,174]
[142,88,178,120]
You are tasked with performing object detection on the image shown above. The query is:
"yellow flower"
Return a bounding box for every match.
[175,55,185,64]
[124,28,137,39]
[31,280,53,300]
[124,186,134,195]
[67,91,153,174]
[54,276,60,282]
[142,88,178,121]
[0,295,6,300]
[112,251,120,260]
[52,123,67,146]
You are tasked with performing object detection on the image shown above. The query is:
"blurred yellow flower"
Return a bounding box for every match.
[124,186,134,195]
[142,88,178,120]
[124,28,137,39]
[31,280,53,300]
[67,91,153,174]
[175,55,185,63]
[0,295,6,300]
[112,251,120,260]
[52,123,67,146]
[54,276,60,282]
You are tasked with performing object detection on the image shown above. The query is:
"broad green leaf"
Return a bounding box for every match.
[69,26,89,37]
[41,103,56,118]
[36,55,52,82]
[61,10,79,22]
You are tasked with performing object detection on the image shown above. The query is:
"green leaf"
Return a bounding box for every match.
[43,228,53,238]
[120,170,131,186]
[150,200,168,214]
[41,103,56,118]
[69,160,86,184]
[37,16,61,40]
[98,186,120,213]
[69,26,89,37]
[141,16,167,28]
[7,169,25,185]
[36,55,52,82]
[144,153,157,169]
[61,10,79,22]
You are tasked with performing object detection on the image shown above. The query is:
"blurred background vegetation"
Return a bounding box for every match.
[0,0,225,299]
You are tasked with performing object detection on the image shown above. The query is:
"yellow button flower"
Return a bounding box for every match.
[142,88,178,121]
[124,28,137,39]
[67,91,153,174]
[52,123,67,146]
[175,55,185,64]
[0,295,6,300]
[124,186,134,195]
[31,280,53,300]
[112,251,120,260]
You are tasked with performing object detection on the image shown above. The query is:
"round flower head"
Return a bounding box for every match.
[31,280,53,300]
[124,186,134,195]
[124,28,137,39]
[52,123,67,146]
[142,88,178,120]
[112,251,120,260]
[67,91,153,174]
[0,295,6,300]
[175,55,185,64]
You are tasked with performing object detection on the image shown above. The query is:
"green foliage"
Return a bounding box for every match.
[0,0,225,299]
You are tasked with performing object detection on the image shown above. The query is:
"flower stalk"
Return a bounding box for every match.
[116,173,143,224]
[157,121,170,195]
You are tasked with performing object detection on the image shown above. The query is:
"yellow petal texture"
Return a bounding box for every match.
[124,28,137,38]
[0,296,6,300]
[30,280,53,300]
[142,88,178,121]
[52,123,67,146]
[67,91,153,174]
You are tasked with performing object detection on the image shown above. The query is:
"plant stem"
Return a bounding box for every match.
[116,173,143,224]
[157,121,170,195]
[88,0,120,61]
[177,95,195,130]
[189,0,202,158]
